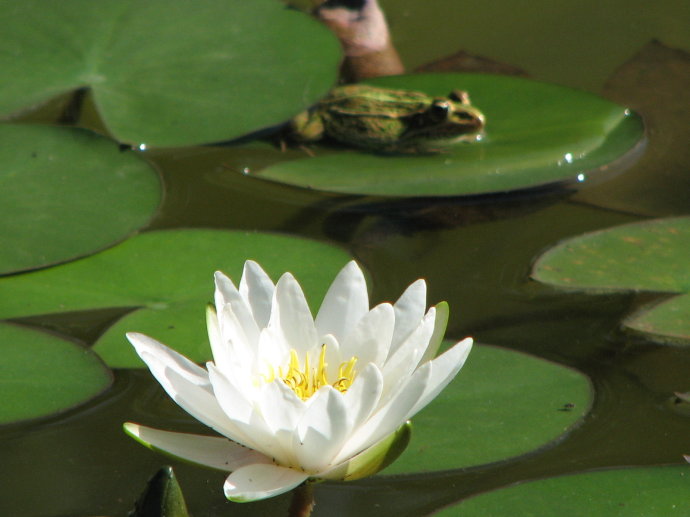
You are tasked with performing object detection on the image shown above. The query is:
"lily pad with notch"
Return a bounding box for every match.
[257,73,645,197]
[0,322,112,425]
[531,216,690,345]
[0,0,341,147]
[0,229,354,367]
[0,124,160,275]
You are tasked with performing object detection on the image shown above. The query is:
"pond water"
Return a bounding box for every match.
[1,0,689,515]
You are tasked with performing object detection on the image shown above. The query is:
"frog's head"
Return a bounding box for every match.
[405,89,486,147]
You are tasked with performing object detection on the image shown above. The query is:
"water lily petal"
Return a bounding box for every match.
[128,332,209,387]
[224,463,308,502]
[380,308,436,402]
[132,341,249,440]
[258,379,305,435]
[342,362,384,428]
[214,271,260,348]
[239,260,275,329]
[217,303,258,368]
[206,363,255,424]
[214,270,240,309]
[315,260,369,342]
[421,301,449,364]
[207,363,292,461]
[334,363,430,464]
[124,422,271,472]
[340,302,394,367]
[269,272,317,355]
[319,421,411,481]
[158,365,256,448]
[406,337,473,418]
[296,386,351,471]
[206,306,235,373]
[390,279,427,356]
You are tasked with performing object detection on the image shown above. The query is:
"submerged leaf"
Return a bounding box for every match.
[573,40,690,216]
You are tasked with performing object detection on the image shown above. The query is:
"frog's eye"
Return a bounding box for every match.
[429,100,451,121]
[449,90,470,104]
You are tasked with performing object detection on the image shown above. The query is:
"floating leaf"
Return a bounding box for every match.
[531,216,690,344]
[97,300,208,369]
[0,322,112,424]
[384,343,592,474]
[0,124,160,275]
[257,73,644,197]
[0,229,353,367]
[625,294,690,343]
[436,465,690,516]
[0,0,340,147]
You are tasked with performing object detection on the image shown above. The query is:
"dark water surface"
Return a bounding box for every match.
[2,1,690,515]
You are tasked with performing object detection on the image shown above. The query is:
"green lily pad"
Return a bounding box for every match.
[97,301,207,369]
[0,229,353,367]
[436,465,690,516]
[0,322,112,424]
[0,0,340,147]
[531,216,690,344]
[0,124,160,275]
[384,343,592,474]
[257,73,644,197]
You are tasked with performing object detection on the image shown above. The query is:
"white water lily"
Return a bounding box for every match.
[125,260,472,502]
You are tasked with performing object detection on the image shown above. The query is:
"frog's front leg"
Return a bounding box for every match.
[288,109,325,143]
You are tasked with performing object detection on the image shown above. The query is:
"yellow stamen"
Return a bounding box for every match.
[277,345,357,401]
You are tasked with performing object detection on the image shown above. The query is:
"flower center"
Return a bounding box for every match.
[271,345,357,401]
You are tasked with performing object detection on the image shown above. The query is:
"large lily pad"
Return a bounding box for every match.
[0,0,340,147]
[0,229,353,367]
[257,73,644,197]
[0,124,160,275]
[436,465,690,516]
[384,343,592,474]
[0,322,112,424]
[531,216,690,345]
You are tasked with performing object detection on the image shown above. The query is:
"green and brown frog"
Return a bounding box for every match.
[288,84,485,153]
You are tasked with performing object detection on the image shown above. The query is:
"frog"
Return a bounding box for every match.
[288,84,485,153]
